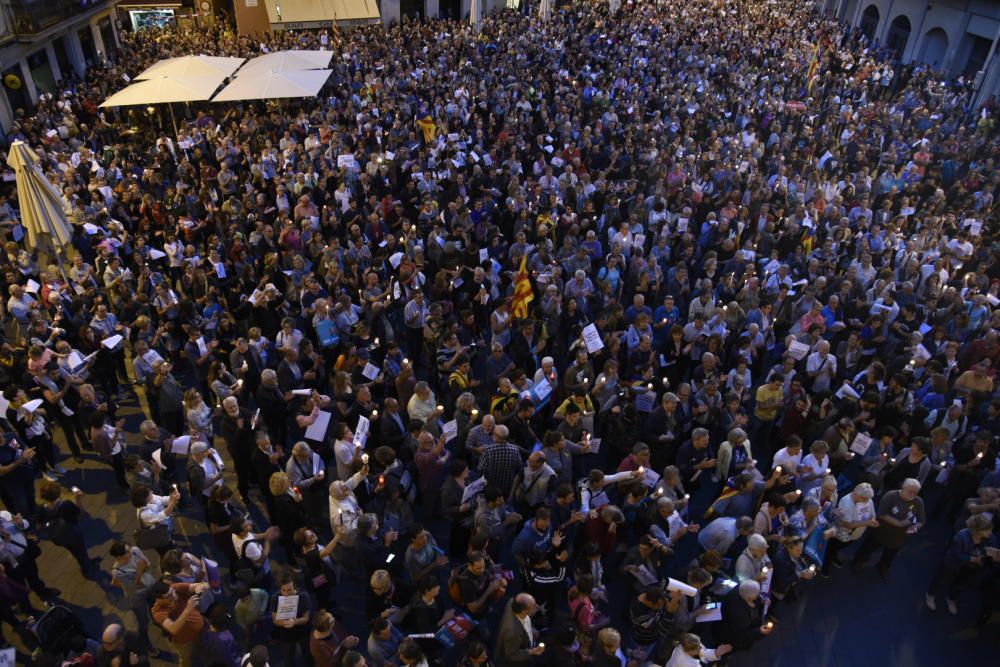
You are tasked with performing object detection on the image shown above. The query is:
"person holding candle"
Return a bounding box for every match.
[718,580,771,652]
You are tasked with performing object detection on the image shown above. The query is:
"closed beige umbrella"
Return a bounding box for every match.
[6,141,73,253]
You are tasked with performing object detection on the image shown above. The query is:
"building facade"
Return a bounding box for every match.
[380,0,508,23]
[1,0,120,133]
[819,0,1000,105]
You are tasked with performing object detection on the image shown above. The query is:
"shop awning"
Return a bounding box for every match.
[264,0,380,28]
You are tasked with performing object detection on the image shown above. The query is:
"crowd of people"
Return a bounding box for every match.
[1,0,999,665]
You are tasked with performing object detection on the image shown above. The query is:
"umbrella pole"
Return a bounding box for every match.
[168,103,178,138]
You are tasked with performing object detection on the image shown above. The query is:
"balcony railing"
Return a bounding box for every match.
[7,0,108,36]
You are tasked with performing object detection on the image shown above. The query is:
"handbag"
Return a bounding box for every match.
[134,510,171,551]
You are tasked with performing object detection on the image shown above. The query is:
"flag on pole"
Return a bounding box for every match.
[417,116,438,143]
[806,44,822,91]
[511,255,534,319]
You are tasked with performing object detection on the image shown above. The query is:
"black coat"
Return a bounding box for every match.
[717,586,763,651]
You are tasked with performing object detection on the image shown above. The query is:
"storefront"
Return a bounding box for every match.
[127,8,176,30]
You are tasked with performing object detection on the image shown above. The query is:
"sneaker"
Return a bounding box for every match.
[52,465,68,475]
[925,594,937,611]
[946,599,958,615]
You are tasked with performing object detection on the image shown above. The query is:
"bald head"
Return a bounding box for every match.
[102,623,125,645]
[512,593,536,617]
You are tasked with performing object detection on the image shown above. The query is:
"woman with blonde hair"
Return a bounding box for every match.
[270,471,306,557]
[184,388,216,443]
[665,633,731,666]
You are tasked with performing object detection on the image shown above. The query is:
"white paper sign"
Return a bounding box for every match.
[362,362,380,381]
[850,432,873,455]
[170,436,191,454]
[461,476,487,504]
[306,411,332,441]
[787,340,810,360]
[582,323,604,353]
[356,415,371,444]
[443,419,458,442]
[835,382,861,400]
[275,595,299,621]
[25,279,40,294]
[667,577,698,597]
[102,334,124,350]
[389,252,404,269]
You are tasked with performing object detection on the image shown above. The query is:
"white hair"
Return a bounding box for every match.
[739,580,761,600]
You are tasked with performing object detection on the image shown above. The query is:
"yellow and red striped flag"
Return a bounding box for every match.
[806,44,822,91]
[511,255,534,319]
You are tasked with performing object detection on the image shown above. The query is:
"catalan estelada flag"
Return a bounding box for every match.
[704,476,744,520]
[417,116,438,143]
[511,255,534,319]
[806,43,822,91]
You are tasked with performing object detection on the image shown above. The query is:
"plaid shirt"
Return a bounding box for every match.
[477,442,523,495]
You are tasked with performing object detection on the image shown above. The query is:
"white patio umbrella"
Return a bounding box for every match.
[470,0,483,31]
[212,69,333,102]
[99,75,229,107]
[99,75,229,135]
[135,55,245,81]
[238,50,334,78]
[539,0,551,22]
[6,141,73,267]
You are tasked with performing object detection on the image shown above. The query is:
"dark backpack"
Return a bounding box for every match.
[233,538,264,585]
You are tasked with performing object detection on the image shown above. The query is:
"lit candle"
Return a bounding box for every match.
[372,409,379,418]
[795,489,802,496]
[765,621,774,630]
[403,358,410,365]
[471,408,479,416]
[638,466,645,474]
[71,486,81,494]
[808,565,816,573]
[437,405,444,412]
[647,383,654,391]
[775,465,783,474]
[825,468,831,475]
[684,493,691,500]
[976,452,984,459]
[663,378,670,386]
[940,461,947,468]
[761,566,768,575]
[362,453,369,464]
[374,337,380,346]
